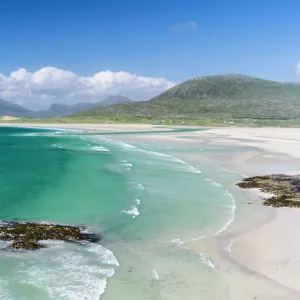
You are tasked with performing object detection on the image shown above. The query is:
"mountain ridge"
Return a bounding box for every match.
[0,99,31,117]
[72,74,300,121]
[0,96,133,118]
[30,95,133,118]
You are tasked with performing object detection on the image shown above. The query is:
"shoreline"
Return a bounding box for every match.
[0,123,182,132]
[99,125,300,297]
[3,123,300,298]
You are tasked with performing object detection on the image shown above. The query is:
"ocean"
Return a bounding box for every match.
[0,126,245,300]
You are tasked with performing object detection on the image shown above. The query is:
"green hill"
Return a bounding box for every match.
[71,74,300,124]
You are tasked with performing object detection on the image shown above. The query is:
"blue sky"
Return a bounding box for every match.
[0,0,300,108]
[0,0,299,81]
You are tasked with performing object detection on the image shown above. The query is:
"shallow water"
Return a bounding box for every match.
[0,126,245,300]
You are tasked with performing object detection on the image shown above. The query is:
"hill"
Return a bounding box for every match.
[28,96,133,118]
[0,99,31,117]
[71,74,300,123]
[99,95,134,106]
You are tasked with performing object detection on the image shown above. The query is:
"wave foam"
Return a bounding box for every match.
[15,242,118,300]
[91,146,110,152]
[122,205,140,218]
[39,221,56,225]
[0,279,11,300]
[170,235,206,245]
[202,162,247,178]
[170,238,184,245]
[52,143,63,149]
[198,253,216,269]
[97,138,206,178]
[21,133,38,136]
[136,183,145,190]
[99,138,136,149]
[123,163,133,167]
[215,190,236,236]
[85,243,119,266]
[152,269,159,280]
[204,177,224,187]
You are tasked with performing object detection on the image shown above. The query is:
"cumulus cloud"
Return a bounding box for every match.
[172,21,198,32]
[0,67,176,110]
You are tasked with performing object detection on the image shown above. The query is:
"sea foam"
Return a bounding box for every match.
[152,269,159,280]
[15,242,118,300]
[198,253,216,269]
[91,146,110,152]
[0,279,11,300]
[52,143,63,149]
[215,190,236,236]
[122,205,140,218]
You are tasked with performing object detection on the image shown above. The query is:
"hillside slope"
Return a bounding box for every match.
[0,99,31,117]
[29,96,133,118]
[72,74,300,121]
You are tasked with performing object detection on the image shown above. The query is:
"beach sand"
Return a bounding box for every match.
[3,123,300,299]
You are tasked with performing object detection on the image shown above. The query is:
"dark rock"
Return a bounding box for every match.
[236,174,300,208]
[0,221,101,250]
[11,240,45,250]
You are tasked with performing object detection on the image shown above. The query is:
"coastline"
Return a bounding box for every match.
[0,123,177,132]
[100,125,300,298]
[168,127,300,295]
[2,123,300,299]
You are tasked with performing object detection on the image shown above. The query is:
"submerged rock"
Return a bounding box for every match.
[0,221,100,250]
[11,240,45,250]
[237,174,300,208]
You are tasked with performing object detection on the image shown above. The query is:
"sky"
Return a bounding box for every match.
[0,0,300,109]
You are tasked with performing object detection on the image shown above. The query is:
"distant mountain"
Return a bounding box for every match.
[72,74,300,121]
[0,99,32,117]
[100,95,134,106]
[29,96,133,118]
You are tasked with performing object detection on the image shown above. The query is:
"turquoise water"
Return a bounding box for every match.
[0,126,240,300]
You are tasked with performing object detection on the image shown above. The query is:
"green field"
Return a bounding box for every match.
[3,115,300,127]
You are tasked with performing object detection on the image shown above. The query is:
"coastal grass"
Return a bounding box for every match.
[2,116,300,127]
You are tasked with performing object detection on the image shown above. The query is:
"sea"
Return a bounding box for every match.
[0,126,248,300]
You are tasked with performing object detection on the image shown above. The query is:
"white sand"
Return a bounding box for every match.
[166,126,300,293]
[178,127,300,293]
[231,208,300,292]
[105,125,300,295]
[201,127,300,159]
[0,123,164,132]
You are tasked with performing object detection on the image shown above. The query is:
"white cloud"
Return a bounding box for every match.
[187,21,198,30]
[0,67,176,110]
[295,61,300,78]
[172,20,198,32]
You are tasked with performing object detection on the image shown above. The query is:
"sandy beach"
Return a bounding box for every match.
[3,123,300,299]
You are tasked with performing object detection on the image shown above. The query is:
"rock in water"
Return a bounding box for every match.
[237,174,300,208]
[0,222,100,250]
[11,240,45,250]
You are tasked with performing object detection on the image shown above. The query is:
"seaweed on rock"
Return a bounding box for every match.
[0,222,100,250]
[237,174,300,208]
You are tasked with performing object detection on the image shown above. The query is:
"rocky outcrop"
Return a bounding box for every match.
[0,221,100,250]
[237,174,300,208]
